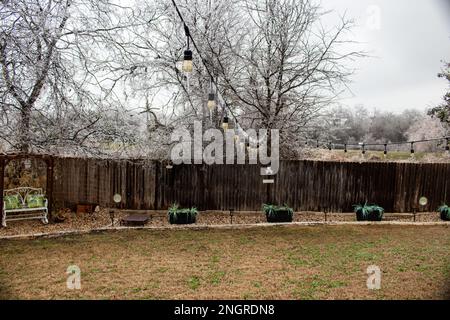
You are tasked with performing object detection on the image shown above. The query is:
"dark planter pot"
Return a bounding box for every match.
[265,210,293,223]
[169,211,197,225]
[355,209,367,221]
[368,209,384,221]
[440,208,450,221]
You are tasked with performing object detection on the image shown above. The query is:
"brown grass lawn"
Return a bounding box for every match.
[0,225,449,300]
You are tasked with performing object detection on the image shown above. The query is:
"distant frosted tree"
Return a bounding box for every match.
[406,115,447,152]
[428,61,449,133]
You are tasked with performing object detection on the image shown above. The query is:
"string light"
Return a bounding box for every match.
[246,141,250,152]
[303,136,450,156]
[410,142,415,155]
[207,77,216,110]
[171,0,240,130]
[170,0,449,159]
[222,115,229,130]
[207,93,216,110]
[182,25,193,73]
[182,49,193,73]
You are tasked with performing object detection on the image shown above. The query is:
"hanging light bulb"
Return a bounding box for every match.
[222,115,229,130]
[207,77,216,110]
[316,140,319,148]
[410,142,415,156]
[182,24,193,73]
[182,49,193,73]
[446,138,449,153]
[344,144,347,153]
[207,93,216,110]
[384,144,387,158]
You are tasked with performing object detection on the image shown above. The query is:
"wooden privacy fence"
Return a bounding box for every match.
[51,158,450,213]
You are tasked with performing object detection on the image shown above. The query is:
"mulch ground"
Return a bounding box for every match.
[0,209,443,237]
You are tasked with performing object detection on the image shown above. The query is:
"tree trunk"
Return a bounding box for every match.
[19,103,32,153]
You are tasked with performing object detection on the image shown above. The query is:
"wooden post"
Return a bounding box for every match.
[266,182,271,205]
[154,161,159,210]
[46,157,54,221]
[0,157,5,227]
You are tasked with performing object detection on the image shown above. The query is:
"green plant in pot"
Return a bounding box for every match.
[353,203,384,221]
[368,205,384,221]
[353,203,370,221]
[437,204,450,221]
[263,204,294,223]
[168,203,198,225]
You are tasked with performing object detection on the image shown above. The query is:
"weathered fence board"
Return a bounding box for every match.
[48,158,450,213]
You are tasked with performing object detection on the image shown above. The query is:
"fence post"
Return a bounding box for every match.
[154,160,159,210]
[0,157,4,227]
[46,157,54,221]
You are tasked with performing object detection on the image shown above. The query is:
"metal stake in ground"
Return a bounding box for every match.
[109,210,115,226]
[418,196,428,222]
[112,194,122,226]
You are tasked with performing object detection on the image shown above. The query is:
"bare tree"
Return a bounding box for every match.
[407,114,447,152]
[209,0,363,153]
[0,0,159,155]
[144,0,364,156]
[0,0,364,159]
[129,0,242,131]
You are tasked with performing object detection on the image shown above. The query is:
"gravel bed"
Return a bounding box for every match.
[0,208,127,237]
[0,209,444,237]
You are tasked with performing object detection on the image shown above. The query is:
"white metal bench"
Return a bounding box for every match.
[2,187,49,227]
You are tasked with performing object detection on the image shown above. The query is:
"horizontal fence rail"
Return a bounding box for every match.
[48,158,449,213]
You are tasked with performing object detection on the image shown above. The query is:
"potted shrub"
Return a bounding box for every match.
[438,204,450,221]
[168,204,198,225]
[368,205,384,221]
[354,203,370,221]
[353,203,384,221]
[263,204,294,223]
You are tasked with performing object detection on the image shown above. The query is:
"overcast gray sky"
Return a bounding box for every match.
[321,0,450,113]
